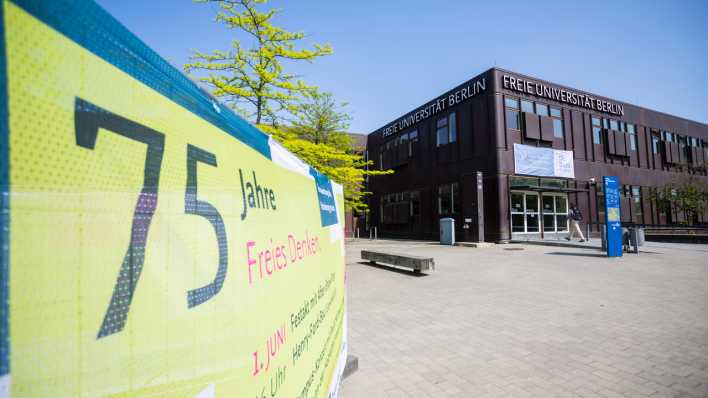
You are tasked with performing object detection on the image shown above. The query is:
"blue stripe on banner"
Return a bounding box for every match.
[9,0,271,159]
[0,0,11,378]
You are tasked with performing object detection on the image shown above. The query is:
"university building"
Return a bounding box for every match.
[366,68,708,242]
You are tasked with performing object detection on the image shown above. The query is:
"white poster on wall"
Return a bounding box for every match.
[514,144,575,179]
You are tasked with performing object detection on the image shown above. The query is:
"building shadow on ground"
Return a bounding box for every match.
[356,261,429,277]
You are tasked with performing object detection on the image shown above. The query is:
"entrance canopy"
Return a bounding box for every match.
[511,185,588,194]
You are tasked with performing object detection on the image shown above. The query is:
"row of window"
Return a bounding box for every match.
[652,131,708,159]
[378,129,418,169]
[379,100,708,171]
[378,112,458,169]
[503,95,708,165]
[380,191,421,224]
[378,182,465,223]
[591,116,637,150]
[663,131,705,148]
[505,97,564,138]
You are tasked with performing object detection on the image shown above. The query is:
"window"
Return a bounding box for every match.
[627,123,636,151]
[679,135,689,159]
[408,130,418,156]
[602,118,609,129]
[505,97,520,130]
[510,176,539,187]
[543,178,568,188]
[410,191,420,218]
[449,112,457,143]
[521,100,534,113]
[631,186,642,223]
[652,134,660,154]
[592,117,602,144]
[436,112,456,146]
[398,133,408,157]
[436,116,448,146]
[550,108,564,138]
[505,97,519,109]
[552,119,563,138]
[380,129,419,169]
[535,103,549,117]
[609,119,619,131]
[506,109,520,130]
[663,131,674,142]
[438,182,459,214]
[381,191,420,225]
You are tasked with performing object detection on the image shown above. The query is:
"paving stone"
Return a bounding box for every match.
[341,240,708,397]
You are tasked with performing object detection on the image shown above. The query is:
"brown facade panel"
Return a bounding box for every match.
[571,110,586,160]
[563,109,573,151]
[540,115,554,142]
[523,112,540,140]
[637,126,648,168]
[607,129,616,155]
[615,131,627,156]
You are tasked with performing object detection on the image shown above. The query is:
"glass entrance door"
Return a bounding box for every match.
[541,194,569,233]
[510,191,539,233]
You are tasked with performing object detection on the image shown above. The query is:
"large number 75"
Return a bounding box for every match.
[74,98,229,339]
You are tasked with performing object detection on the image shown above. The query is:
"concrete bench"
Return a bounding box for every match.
[361,250,435,274]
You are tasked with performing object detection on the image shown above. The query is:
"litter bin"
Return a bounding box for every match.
[440,218,455,245]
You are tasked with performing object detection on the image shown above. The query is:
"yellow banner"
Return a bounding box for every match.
[1,1,347,397]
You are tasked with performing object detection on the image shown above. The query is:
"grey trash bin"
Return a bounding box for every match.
[440,218,455,245]
[629,227,645,247]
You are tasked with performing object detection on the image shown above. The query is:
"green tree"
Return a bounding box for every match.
[650,178,708,224]
[291,91,352,149]
[186,0,391,212]
[184,0,332,125]
[272,91,392,212]
[262,125,391,213]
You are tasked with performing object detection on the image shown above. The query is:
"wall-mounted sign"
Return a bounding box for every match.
[381,78,487,137]
[603,176,623,257]
[502,74,625,116]
[513,144,575,179]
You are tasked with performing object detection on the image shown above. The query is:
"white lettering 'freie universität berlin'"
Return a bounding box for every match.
[382,78,486,137]
[502,74,624,116]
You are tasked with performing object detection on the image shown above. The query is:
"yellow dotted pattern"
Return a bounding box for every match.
[5,2,346,398]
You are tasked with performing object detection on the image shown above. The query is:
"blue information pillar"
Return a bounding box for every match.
[603,176,623,257]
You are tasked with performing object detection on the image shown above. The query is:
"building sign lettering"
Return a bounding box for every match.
[502,74,624,116]
[382,78,486,137]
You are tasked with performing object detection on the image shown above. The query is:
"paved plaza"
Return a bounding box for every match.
[341,239,708,398]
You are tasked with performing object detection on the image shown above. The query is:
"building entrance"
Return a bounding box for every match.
[510,191,568,237]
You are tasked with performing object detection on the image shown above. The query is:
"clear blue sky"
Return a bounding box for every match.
[96,0,708,133]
